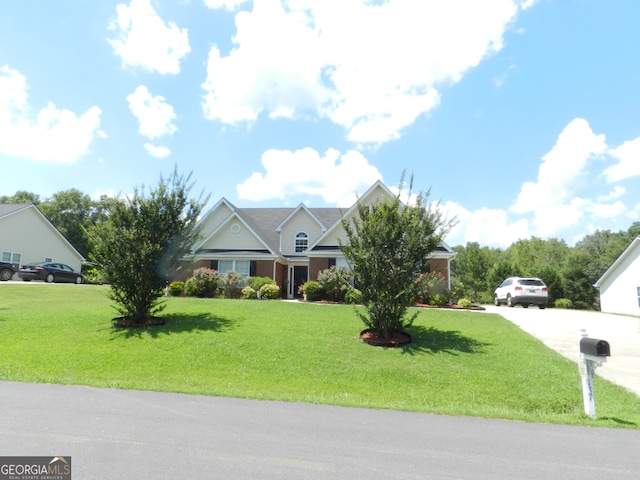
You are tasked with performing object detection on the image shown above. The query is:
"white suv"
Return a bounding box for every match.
[494,277,548,309]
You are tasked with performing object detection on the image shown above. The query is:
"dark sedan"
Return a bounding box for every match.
[18,263,84,284]
[0,262,17,281]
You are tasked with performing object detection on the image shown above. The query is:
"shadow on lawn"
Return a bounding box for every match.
[110,312,236,339]
[402,326,490,356]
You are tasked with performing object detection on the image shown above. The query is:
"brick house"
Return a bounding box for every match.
[190,181,456,298]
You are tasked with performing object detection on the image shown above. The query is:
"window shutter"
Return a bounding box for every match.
[328,258,336,268]
[211,260,218,270]
[250,261,257,276]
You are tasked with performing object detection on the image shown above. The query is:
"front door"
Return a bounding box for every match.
[292,266,308,299]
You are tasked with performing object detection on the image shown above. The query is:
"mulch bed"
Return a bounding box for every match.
[360,329,412,348]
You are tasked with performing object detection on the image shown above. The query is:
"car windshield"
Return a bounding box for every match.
[519,279,544,286]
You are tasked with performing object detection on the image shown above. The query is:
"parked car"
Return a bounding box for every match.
[0,261,17,281]
[18,262,84,284]
[494,277,547,309]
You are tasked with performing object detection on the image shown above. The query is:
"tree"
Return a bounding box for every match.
[561,249,598,310]
[451,242,493,303]
[0,191,40,204]
[340,178,455,340]
[39,189,97,257]
[88,169,208,325]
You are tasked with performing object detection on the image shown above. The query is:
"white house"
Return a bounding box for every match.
[594,236,640,316]
[0,204,85,277]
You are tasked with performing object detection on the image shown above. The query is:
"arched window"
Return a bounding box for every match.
[295,232,308,253]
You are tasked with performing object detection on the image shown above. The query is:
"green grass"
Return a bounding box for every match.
[1,284,639,428]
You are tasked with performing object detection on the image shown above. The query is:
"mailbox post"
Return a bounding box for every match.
[578,329,611,419]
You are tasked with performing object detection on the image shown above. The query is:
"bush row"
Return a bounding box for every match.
[169,269,280,299]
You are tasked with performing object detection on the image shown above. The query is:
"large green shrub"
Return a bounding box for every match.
[300,281,323,301]
[340,176,454,339]
[249,276,275,291]
[88,168,207,325]
[317,266,353,302]
[184,268,219,298]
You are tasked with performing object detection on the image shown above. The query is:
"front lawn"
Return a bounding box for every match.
[1,284,638,428]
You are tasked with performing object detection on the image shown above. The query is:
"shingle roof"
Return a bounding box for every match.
[235,207,343,253]
[0,204,31,218]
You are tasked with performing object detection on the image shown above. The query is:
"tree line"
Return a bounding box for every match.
[451,224,640,310]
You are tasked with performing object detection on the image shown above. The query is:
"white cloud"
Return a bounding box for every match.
[108,0,190,74]
[517,0,538,9]
[511,118,607,214]
[597,185,625,202]
[237,147,382,206]
[127,85,177,138]
[203,0,248,9]
[144,143,171,158]
[0,65,103,163]
[603,136,640,182]
[586,200,627,219]
[443,201,531,248]
[202,0,522,143]
[531,201,584,237]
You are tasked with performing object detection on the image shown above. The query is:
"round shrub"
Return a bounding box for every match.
[168,281,184,297]
[344,288,362,304]
[457,298,472,309]
[259,283,280,299]
[429,293,448,307]
[184,268,218,298]
[555,298,573,309]
[301,281,323,301]
[249,276,275,291]
[241,286,257,299]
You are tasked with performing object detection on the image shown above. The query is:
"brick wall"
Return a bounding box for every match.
[255,260,273,278]
[308,258,329,281]
[429,258,449,283]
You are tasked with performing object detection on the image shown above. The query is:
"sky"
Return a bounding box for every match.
[1,0,639,249]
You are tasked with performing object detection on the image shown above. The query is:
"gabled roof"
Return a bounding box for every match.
[193,180,455,260]
[194,209,276,255]
[0,203,85,261]
[275,203,328,233]
[308,180,395,251]
[594,236,640,287]
[195,199,342,256]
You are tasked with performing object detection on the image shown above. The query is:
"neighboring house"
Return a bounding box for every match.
[594,236,640,316]
[190,181,456,299]
[0,204,85,278]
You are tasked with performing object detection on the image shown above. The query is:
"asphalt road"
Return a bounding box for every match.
[2,381,640,480]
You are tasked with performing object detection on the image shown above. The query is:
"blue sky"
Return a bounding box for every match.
[1,0,639,248]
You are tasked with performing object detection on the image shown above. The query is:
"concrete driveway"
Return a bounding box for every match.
[481,305,640,397]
